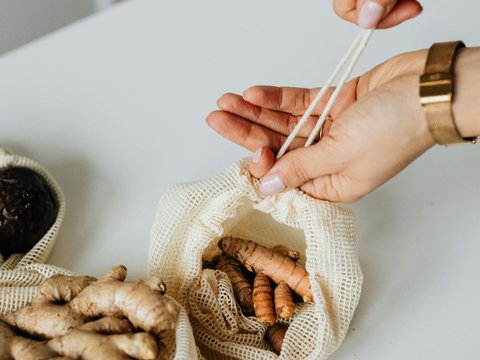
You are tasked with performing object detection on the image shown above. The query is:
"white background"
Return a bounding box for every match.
[0,0,479,358]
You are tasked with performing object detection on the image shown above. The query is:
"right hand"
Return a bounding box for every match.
[333,0,423,29]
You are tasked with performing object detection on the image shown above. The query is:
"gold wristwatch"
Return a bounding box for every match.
[419,41,476,145]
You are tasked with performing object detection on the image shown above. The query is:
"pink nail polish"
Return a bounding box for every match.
[259,173,286,196]
[252,148,262,163]
[358,0,385,29]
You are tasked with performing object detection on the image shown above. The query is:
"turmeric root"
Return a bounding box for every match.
[48,329,158,360]
[274,281,294,319]
[253,272,276,326]
[5,265,178,339]
[219,237,313,302]
[216,255,254,316]
[266,323,288,355]
[272,245,300,262]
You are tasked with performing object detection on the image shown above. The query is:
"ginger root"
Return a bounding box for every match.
[37,273,97,303]
[216,255,254,316]
[1,265,178,360]
[253,272,276,326]
[5,265,178,339]
[274,281,294,319]
[219,237,313,302]
[76,316,133,334]
[48,329,158,360]
[68,265,177,335]
[4,274,96,338]
[0,321,59,360]
[266,323,288,355]
[1,318,158,360]
[9,338,60,360]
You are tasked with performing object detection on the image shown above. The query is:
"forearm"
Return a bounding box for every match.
[453,47,480,138]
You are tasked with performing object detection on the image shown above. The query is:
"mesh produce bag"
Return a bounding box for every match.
[148,29,374,359]
[0,148,72,315]
[148,159,362,359]
[0,148,193,360]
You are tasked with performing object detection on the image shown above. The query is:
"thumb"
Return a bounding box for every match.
[358,0,398,29]
[258,143,339,196]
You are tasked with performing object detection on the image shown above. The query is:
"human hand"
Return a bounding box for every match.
[206,50,434,202]
[333,0,423,29]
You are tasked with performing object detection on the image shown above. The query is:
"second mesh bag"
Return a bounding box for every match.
[148,159,362,360]
[0,148,71,315]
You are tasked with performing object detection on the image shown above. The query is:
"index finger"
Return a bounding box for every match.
[243,82,358,119]
[242,86,327,116]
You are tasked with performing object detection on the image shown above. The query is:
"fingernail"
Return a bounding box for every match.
[358,0,385,29]
[259,173,286,196]
[216,97,228,110]
[242,89,253,102]
[252,148,262,163]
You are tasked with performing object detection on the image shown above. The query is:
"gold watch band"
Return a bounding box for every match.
[420,41,476,145]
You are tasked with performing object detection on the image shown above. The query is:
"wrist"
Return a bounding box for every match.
[361,49,428,94]
[402,74,436,149]
[452,47,480,138]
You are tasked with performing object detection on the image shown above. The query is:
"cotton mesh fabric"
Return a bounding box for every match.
[0,149,193,360]
[0,148,71,315]
[149,159,362,359]
[159,295,203,360]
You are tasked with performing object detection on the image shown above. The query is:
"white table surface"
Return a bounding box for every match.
[0,0,478,358]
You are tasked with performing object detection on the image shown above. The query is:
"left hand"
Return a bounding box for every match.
[206,50,431,202]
